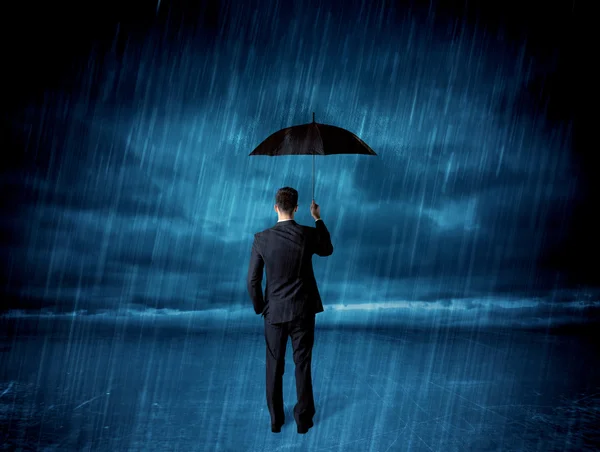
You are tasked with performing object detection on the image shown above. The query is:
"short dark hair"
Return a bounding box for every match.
[275,187,298,215]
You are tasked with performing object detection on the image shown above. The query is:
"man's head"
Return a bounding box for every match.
[274,187,298,220]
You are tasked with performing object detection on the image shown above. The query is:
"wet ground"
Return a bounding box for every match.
[1,309,598,451]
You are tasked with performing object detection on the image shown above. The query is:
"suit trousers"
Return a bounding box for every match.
[264,313,316,428]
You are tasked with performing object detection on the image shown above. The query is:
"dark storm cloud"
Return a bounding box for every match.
[10,178,189,222]
[3,184,254,312]
[355,134,575,203]
[329,104,577,296]
[317,152,575,300]
[2,115,191,221]
[349,148,533,204]
[325,207,532,281]
[2,99,284,312]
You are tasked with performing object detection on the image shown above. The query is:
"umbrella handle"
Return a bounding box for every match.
[312,153,314,201]
[312,111,315,201]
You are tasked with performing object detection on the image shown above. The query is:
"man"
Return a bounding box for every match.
[247,187,334,434]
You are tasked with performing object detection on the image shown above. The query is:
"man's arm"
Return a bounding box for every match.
[313,218,334,257]
[247,234,266,315]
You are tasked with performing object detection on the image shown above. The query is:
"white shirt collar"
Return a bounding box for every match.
[277,219,294,222]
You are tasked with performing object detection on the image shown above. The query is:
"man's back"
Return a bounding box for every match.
[248,219,333,324]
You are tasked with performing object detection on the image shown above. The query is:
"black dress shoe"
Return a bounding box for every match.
[271,423,283,433]
[297,420,314,434]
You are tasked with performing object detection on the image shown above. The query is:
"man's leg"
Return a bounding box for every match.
[289,314,316,432]
[264,317,288,429]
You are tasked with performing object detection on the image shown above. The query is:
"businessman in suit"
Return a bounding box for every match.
[247,187,334,434]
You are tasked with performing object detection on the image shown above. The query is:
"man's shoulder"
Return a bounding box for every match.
[257,223,314,235]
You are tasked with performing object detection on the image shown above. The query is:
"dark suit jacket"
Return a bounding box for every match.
[247,219,334,324]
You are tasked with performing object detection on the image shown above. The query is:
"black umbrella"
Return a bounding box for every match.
[249,112,377,200]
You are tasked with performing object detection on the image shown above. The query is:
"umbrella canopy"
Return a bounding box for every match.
[249,112,377,200]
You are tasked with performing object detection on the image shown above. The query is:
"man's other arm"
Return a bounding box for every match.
[313,219,334,257]
[247,234,266,315]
